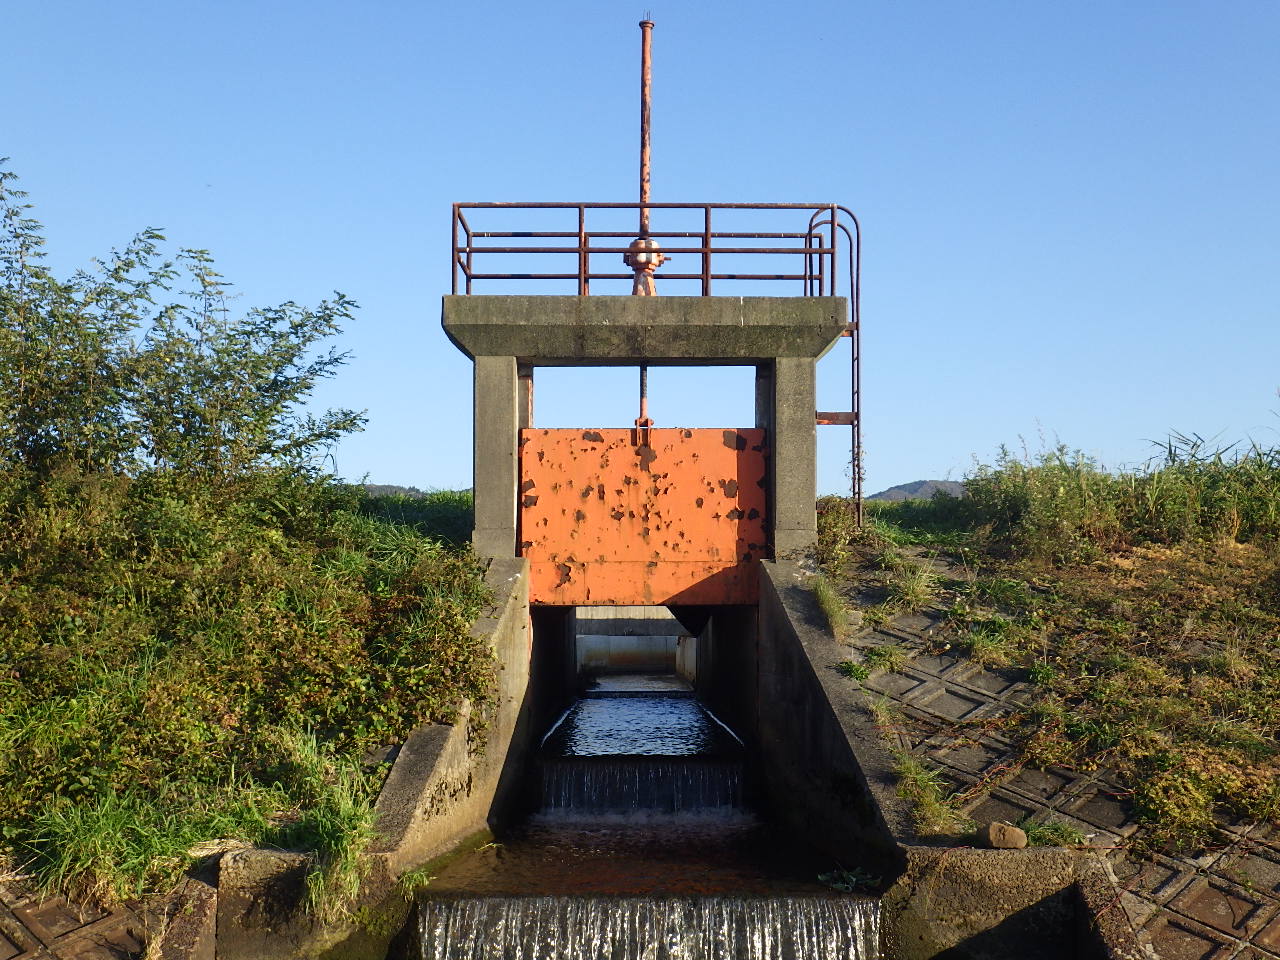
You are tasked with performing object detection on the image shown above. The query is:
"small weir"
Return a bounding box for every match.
[404,673,881,959]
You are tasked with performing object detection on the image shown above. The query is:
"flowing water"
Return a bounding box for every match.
[410,673,880,959]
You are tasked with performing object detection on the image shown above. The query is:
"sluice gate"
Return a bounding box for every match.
[420,19,881,955]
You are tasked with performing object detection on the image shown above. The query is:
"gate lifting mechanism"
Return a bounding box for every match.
[452,19,864,521]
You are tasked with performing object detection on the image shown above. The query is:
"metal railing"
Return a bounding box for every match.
[451,201,859,315]
[450,200,864,517]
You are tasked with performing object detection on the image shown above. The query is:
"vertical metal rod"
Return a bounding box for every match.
[451,204,458,295]
[829,204,838,299]
[639,19,654,238]
[639,364,649,422]
[577,205,587,295]
[702,206,712,295]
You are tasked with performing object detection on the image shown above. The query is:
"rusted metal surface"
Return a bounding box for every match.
[638,19,653,238]
[519,427,768,605]
[816,412,856,426]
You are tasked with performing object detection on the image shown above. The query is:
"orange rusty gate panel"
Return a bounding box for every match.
[519,428,769,605]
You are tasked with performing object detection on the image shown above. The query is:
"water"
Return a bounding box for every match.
[541,696,737,757]
[411,674,880,959]
[541,757,743,812]
[417,896,880,960]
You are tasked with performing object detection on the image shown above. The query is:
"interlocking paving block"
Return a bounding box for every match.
[12,900,105,946]
[1111,856,1199,905]
[0,930,19,960]
[885,612,939,635]
[1118,891,1161,929]
[1143,914,1235,959]
[963,791,1038,827]
[927,737,1011,776]
[1003,765,1074,803]
[912,686,987,721]
[949,663,1024,697]
[908,652,964,676]
[864,669,929,698]
[1246,824,1280,856]
[1063,786,1141,836]
[1171,878,1274,938]
[1216,846,1280,898]
[0,906,44,955]
[1255,912,1280,954]
[52,924,144,960]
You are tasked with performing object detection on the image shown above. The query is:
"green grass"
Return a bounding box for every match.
[864,644,908,673]
[843,428,1280,850]
[893,750,963,835]
[1016,815,1087,847]
[0,470,492,910]
[812,573,848,639]
[837,660,870,683]
[886,560,937,611]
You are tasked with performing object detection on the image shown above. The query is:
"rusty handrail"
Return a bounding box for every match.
[450,200,864,516]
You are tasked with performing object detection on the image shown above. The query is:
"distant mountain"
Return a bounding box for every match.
[363,484,427,498]
[867,479,966,502]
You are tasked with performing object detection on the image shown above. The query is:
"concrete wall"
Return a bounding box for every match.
[753,562,910,873]
[576,634,676,674]
[575,605,685,636]
[675,635,697,684]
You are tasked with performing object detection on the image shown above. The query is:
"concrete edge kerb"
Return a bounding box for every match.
[758,560,919,845]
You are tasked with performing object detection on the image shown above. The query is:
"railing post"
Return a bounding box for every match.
[702,206,712,296]
[451,204,459,295]
[578,206,587,296]
[828,204,838,299]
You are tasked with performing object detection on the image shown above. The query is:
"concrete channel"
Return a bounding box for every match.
[192,557,1134,960]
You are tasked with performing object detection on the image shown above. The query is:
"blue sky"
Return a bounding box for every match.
[6,1,1278,494]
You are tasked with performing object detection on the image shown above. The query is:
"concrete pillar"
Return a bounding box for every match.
[472,355,518,557]
[517,363,534,429]
[770,356,818,558]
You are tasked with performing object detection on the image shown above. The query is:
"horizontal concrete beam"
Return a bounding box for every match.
[442,295,847,363]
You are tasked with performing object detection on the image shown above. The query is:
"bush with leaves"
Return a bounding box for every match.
[0,166,494,914]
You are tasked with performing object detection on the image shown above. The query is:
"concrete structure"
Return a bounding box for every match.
[442,295,847,601]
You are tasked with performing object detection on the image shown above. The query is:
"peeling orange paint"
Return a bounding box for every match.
[519,428,769,605]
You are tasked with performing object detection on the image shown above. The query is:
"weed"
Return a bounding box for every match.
[867,696,904,728]
[1016,816,1087,847]
[893,751,963,835]
[812,574,848,639]
[887,561,937,611]
[864,644,908,673]
[817,496,860,573]
[837,660,870,683]
[958,625,1014,667]
[395,865,436,897]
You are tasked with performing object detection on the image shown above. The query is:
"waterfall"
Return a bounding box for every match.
[415,895,881,960]
[541,757,743,814]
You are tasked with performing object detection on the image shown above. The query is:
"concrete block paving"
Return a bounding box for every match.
[0,884,143,960]
[854,577,1280,959]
